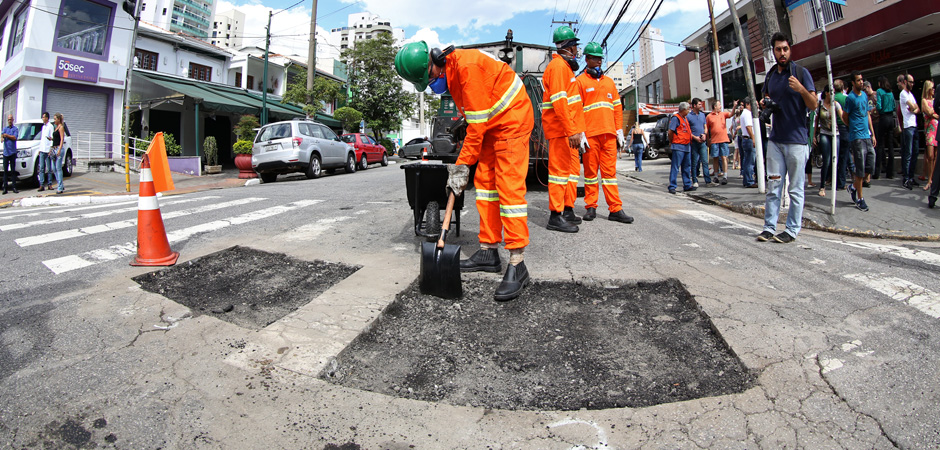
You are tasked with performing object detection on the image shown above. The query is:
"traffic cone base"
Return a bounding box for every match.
[131,154,179,267]
[131,251,180,266]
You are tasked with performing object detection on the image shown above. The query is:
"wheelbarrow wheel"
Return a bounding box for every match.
[422,200,441,239]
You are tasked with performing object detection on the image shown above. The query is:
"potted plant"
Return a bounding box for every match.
[233,139,256,179]
[204,136,221,174]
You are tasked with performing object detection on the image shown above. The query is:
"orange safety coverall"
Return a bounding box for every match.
[541,54,585,213]
[577,71,624,212]
[447,49,534,250]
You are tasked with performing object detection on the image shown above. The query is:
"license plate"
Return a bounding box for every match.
[264,144,279,152]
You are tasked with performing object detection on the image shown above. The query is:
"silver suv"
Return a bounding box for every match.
[251,119,356,183]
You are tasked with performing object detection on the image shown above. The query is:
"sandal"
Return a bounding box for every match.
[925,183,932,191]
[819,188,826,197]
[807,182,817,188]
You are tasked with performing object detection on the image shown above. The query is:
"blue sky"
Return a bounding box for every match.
[216,0,729,67]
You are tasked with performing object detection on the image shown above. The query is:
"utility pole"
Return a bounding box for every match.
[726,0,765,193]
[551,19,579,32]
[120,0,143,193]
[813,0,838,215]
[706,0,723,107]
[261,10,272,125]
[305,0,318,108]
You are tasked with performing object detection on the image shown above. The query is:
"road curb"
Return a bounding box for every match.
[15,194,139,208]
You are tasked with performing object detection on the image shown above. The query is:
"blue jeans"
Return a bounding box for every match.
[817,134,835,187]
[37,152,52,186]
[837,129,852,190]
[51,151,65,191]
[741,138,755,186]
[900,126,917,182]
[763,141,808,238]
[632,143,644,171]
[690,141,710,184]
[669,150,692,191]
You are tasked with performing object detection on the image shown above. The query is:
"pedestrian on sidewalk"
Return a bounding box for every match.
[874,76,896,180]
[37,112,54,191]
[51,113,68,194]
[687,98,711,187]
[834,79,854,190]
[920,80,937,192]
[2,114,19,195]
[629,123,647,172]
[898,73,920,190]
[739,99,757,188]
[756,32,817,244]
[706,99,732,185]
[928,92,940,208]
[813,85,842,197]
[843,71,877,212]
[667,102,694,195]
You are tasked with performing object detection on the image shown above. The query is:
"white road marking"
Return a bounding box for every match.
[16,198,264,247]
[547,419,609,450]
[42,200,321,274]
[679,210,759,233]
[0,199,140,220]
[828,240,940,268]
[845,274,940,319]
[281,216,352,241]
[0,196,217,231]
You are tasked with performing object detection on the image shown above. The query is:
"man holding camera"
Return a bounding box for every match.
[756,32,817,244]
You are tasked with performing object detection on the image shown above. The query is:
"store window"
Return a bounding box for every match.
[189,62,212,82]
[53,0,114,60]
[7,3,28,60]
[135,48,158,71]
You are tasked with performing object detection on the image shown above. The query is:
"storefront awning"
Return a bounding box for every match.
[136,71,258,114]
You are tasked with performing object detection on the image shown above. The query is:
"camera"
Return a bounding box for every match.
[760,98,779,123]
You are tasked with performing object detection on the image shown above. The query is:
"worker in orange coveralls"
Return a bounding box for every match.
[576,41,634,224]
[395,41,534,302]
[542,25,587,233]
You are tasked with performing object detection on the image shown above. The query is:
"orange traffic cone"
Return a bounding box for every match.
[421,148,429,163]
[131,154,179,266]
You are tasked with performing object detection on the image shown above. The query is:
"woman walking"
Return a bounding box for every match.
[630,123,647,172]
[813,85,842,197]
[921,81,938,191]
[51,113,67,194]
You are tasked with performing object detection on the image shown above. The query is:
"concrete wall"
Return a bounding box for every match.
[790,0,902,43]
[136,36,228,84]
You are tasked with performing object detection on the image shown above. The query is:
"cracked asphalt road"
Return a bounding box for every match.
[0,159,938,449]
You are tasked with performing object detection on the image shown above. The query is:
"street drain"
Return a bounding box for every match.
[321,278,753,411]
[132,246,359,330]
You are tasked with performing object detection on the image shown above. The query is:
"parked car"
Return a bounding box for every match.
[3,120,73,186]
[399,137,432,159]
[340,133,388,170]
[251,119,357,183]
[641,115,671,160]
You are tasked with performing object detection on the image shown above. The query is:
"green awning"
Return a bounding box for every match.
[313,112,342,130]
[216,86,306,120]
[135,71,257,114]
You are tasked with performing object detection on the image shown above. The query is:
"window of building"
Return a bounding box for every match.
[189,62,211,82]
[135,48,158,71]
[212,31,217,37]
[7,2,29,60]
[806,1,843,31]
[0,19,6,54]
[141,2,145,10]
[227,24,231,30]
[162,7,167,15]
[235,72,242,86]
[247,75,254,90]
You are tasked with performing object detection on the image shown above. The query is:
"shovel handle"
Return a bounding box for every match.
[437,191,456,248]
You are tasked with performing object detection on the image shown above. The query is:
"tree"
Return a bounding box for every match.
[234,115,260,141]
[333,106,363,133]
[423,96,441,135]
[281,69,345,116]
[342,32,416,138]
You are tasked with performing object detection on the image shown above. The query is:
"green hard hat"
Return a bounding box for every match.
[584,41,603,57]
[552,26,578,44]
[395,41,431,91]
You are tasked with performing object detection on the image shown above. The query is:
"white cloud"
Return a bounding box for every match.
[403,28,454,49]
[217,0,333,58]
[347,0,556,31]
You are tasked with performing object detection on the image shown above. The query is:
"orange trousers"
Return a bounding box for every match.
[583,133,622,212]
[548,136,580,213]
[473,133,530,249]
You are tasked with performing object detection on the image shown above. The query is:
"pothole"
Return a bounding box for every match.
[132,246,360,329]
[321,278,753,410]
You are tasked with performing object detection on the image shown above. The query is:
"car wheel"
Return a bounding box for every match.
[344,153,357,174]
[260,172,278,183]
[63,150,73,177]
[645,146,659,160]
[381,153,388,166]
[813,151,824,169]
[305,154,322,179]
[359,154,368,171]
[29,158,41,188]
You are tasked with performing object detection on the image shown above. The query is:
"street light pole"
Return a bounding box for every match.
[261,10,272,125]
[813,0,838,215]
[120,0,143,193]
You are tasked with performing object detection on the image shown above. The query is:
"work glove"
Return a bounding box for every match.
[579,132,590,155]
[446,164,470,196]
[616,129,626,151]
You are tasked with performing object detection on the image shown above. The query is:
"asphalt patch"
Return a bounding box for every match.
[322,278,753,411]
[133,246,360,329]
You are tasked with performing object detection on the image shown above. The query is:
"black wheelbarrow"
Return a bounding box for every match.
[402,161,464,238]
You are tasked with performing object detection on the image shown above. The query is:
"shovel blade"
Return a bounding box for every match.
[419,241,463,299]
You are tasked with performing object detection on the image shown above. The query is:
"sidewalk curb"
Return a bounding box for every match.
[15,194,139,208]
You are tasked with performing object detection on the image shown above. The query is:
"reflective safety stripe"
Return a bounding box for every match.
[465,76,526,124]
[548,174,568,185]
[568,175,580,183]
[584,176,599,185]
[138,195,160,211]
[139,168,153,183]
[550,91,567,102]
[601,178,618,185]
[567,95,582,104]
[583,101,614,112]
[499,204,527,218]
[542,102,554,109]
[612,99,622,106]
[476,189,499,202]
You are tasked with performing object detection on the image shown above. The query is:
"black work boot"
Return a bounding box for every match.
[460,248,502,273]
[562,207,582,225]
[608,209,634,224]
[583,207,597,221]
[547,211,578,233]
[494,261,530,302]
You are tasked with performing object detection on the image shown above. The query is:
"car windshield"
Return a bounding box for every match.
[405,138,425,145]
[340,135,356,144]
[14,122,43,141]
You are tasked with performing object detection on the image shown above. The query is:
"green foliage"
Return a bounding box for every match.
[377,137,395,156]
[282,69,345,115]
[134,131,182,157]
[342,32,417,138]
[333,106,363,133]
[664,95,691,105]
[203,136,218,166]
[233,139,254,155]
[234,115,260,141]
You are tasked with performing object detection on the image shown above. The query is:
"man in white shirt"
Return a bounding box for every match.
[898,74,920,189]
[739,99,757,188]
[38,112,54,191]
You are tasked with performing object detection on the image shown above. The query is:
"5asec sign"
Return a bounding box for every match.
[54,56,99,83]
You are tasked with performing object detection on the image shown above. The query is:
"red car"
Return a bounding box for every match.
[340,133,388,170]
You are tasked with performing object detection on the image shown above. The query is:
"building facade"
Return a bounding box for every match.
[209,8,243,49]
[606,61,631,92]
[329,12,404,52]
[639,27,665,78]
[139,0,217,39]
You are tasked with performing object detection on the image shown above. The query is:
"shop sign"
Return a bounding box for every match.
[54,56,99,83]
[719,47,743,75]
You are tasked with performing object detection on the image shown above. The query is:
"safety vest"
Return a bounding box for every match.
[577,72,623,137]
[672,113,691,145]
[541,54,585,139]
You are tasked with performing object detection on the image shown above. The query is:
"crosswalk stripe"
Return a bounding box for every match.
[0,199,139,221]
[845,274,940,319]
[827,240,940,268]
[16,197,265,247]
[679,210,759,233]
[0,196,218,231]
[42,200,322,274]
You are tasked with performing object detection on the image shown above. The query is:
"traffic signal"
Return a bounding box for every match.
[122,0,137,18]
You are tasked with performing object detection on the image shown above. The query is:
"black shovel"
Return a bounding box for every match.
[419,191,462,299]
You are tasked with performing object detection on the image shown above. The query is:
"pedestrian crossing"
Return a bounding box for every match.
[0,193,321,275]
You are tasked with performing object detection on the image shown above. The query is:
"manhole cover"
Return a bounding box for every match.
[322,279,753,410]
[133,246,359,329]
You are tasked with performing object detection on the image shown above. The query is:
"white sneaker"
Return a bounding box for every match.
[693,182,699,188]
